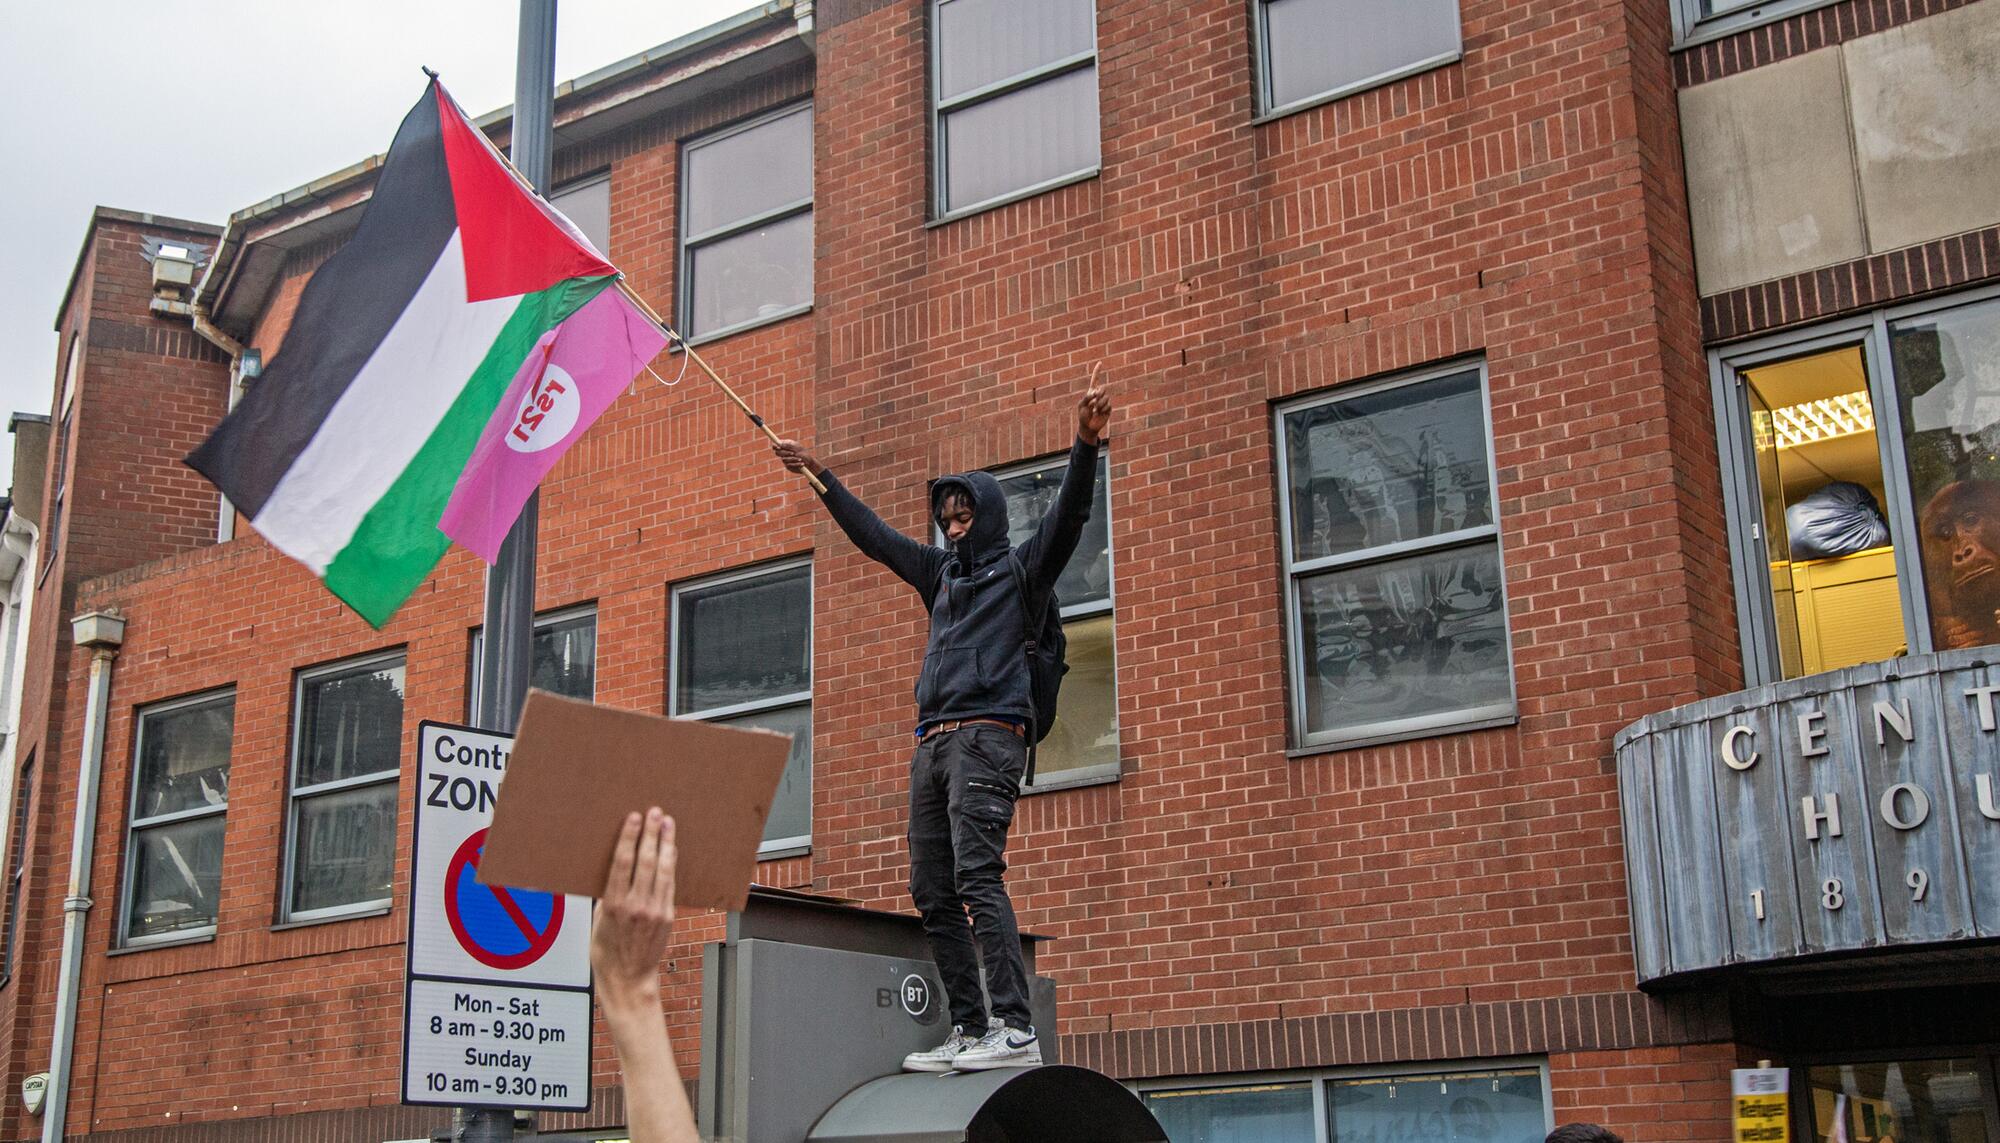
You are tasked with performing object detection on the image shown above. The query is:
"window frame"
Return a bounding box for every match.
[959,452,1122,792]
[1708,282,2000,687]
[551,171,612,260]
[668,556,813,857]
[465,602,599,719]
[676,100,815,347]
[1,756,32,984]
[1274,358,1518,753]
[1248,0,1465,124]
[1784,1051,2000,1142]
[928,0,1102,224]
[42,333,79,584]
[281,649,406,924]
[1671,0,1845,48]
[1129,1057,1556,1141]
[119,687,235,948]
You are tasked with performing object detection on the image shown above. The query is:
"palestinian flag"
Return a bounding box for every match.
[187,79,622,627]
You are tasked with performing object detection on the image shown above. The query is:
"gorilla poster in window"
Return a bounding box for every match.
[1893,296,2000,651]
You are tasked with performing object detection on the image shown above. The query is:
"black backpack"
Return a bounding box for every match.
[1008,553,1068,784]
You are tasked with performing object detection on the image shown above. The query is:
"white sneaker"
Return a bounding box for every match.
[952,1024,1043,1070]
[902,1025,979,1073]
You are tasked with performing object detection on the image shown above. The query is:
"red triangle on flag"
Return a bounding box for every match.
[434,83,615,303]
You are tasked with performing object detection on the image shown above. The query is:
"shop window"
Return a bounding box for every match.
[1,757,31,982]
[1808,1059,1995,1143]
[1275,362,1515,751]
[1672,0,1840,46]
[671,559,811,855]
[467,605,597,718]
[678,103,813,342]
[1141,1064,1551,1143]
[1715,288,2000,685]
[122,690,234,945]
[284,652,404,921]
[1251,0,1462,120]
[931,0,1100,219]
[991,453,1117,789]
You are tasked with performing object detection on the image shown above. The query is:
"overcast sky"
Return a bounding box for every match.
[0,0,753,485]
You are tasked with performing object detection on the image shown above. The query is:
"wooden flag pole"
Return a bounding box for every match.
[613,277,828,495]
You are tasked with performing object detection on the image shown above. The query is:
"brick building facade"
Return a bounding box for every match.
[2,1,1997,1140]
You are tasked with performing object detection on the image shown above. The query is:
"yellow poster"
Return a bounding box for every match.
[1733,1067,1791,1143]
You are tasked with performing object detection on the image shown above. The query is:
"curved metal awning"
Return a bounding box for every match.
[807,1065,1167,1143]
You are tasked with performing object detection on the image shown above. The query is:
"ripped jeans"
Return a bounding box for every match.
[907,724,1032,1033]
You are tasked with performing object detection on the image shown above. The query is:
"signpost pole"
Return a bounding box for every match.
[462,5,557,1141]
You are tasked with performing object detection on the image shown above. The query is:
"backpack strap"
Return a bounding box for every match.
[1008,552,1046,787]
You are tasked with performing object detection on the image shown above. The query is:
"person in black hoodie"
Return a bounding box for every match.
[772,382,1110,1072]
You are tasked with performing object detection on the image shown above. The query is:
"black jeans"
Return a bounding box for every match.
[907,724,1032,1033]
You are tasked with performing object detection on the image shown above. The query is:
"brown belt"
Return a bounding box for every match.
[919,718,1024,742]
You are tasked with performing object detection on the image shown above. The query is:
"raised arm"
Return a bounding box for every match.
[1014,382,1111,595]
[774,440,947,596]
[592,810,701,1143]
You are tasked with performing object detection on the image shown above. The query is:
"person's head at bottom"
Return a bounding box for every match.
[1547,1124,1623,1143]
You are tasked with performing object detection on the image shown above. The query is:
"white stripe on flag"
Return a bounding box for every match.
[253,231,522,573]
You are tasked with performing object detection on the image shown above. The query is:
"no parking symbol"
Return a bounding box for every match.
[443,828,565,971]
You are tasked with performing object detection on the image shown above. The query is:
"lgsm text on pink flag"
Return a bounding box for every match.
[440,285,669,562]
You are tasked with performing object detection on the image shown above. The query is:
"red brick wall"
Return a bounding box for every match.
[1549,1044,1738,1142]
[0,213,232,1142]
[808,0,1734,1029]
[0,69,823,1137]
[0,1,1771,1137]
[64,222,232,583]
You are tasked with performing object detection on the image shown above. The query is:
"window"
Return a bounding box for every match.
[44,335,79,576]
[678,103,813,342]
[931,0,1100,219]
[552,174,611,259]
[284,652,404,921]
[1713,286,2000,686]
[467,605,597,718]
[2,758,31,981]
[1672,0,1841,46]
[1807,1058,1995,1143]
[991,454,1117,788]
[671,560,811,854]
[121,691,233,944]
[1140,1064,1551,1143]
[1251,0,1462,120]
[1276,362,1515,751]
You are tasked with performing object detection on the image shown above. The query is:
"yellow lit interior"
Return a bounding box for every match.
[1745,346,1907,677]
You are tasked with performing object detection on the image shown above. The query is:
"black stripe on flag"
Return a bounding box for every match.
[186,82,459,519]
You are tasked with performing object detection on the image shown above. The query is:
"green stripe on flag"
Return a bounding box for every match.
[323,275,616,627]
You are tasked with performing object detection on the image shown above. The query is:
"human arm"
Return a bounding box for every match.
[1014,383,1111,593]
[774,439,948,594]
[592,809,700,1143]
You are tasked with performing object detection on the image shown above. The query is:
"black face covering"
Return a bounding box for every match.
[931,470,1011,571]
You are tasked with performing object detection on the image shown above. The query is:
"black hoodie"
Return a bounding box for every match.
[815,437,1101,731]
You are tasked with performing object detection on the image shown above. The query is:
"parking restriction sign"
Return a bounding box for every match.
[403,722,590,1111]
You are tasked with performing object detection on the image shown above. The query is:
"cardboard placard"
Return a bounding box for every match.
[476,690,789,910]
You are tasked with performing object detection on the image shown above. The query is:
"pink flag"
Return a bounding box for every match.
[440,286,669,562]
